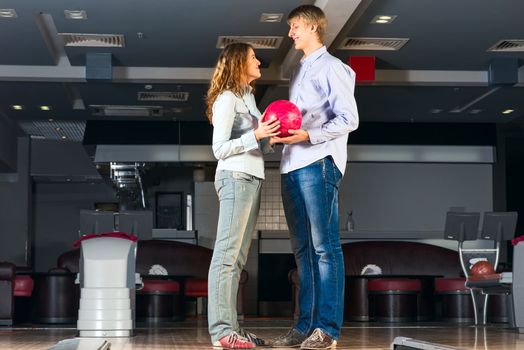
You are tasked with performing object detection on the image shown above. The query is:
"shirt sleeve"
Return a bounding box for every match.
[212,92,258,160]
[307,62,359,145]
[260,138,275,155]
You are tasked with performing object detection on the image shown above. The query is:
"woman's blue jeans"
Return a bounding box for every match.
[281,156,344,340]
[208,170,261,342]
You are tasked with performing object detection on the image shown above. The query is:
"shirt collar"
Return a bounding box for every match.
[301,46,327,66]
[241,84,253,95]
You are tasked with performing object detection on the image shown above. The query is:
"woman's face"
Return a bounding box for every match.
[244,47,261,84]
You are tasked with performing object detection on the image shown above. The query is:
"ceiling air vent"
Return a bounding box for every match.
[488,39,524,52]
[59,33,125,47]
[89,105,163,117]
[338,37,409,51]
[137,91,189,102]
[217,36,283,49]
[19,121,86,141]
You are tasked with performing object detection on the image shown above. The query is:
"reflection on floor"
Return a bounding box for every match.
[1,319,523,350]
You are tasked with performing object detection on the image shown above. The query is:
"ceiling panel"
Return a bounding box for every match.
[0,8,55,65]
[3,0,302,67]
[336,0,524,70]
[0,0,523,144]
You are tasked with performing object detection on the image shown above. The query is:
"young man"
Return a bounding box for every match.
[270,5,359,349]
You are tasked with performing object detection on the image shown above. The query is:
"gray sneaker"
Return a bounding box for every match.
[239,328,266,346]
[300,328,337,349]
[270,328,308,348]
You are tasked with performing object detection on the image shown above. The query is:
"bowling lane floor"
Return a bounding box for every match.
[1,319,523,350]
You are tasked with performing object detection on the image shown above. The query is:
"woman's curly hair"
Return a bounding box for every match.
[205,42,255,123]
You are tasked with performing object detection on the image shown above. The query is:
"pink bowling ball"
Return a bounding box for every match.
[262,100,302,137]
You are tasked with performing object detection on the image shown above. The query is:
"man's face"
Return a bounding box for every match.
[288,17,317,51]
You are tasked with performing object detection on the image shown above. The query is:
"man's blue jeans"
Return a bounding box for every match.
[208,170,262,342]
[282,156,344,340]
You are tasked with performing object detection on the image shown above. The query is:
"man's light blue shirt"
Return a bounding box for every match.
[281,46,359,175]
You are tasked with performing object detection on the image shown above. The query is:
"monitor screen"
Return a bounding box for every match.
[444,211,480,241]
[481,212,518,241]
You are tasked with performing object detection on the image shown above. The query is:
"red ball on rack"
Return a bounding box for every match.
[470,261,495,276]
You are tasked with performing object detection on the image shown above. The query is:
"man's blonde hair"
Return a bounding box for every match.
[288,5,327,43]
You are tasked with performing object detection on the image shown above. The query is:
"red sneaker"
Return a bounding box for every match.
[213,332,256,349]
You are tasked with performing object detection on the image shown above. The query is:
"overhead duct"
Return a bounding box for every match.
[30,139,102,183]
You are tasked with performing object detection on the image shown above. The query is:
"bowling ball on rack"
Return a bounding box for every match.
[262,100,302,137]
[470,260,495,276]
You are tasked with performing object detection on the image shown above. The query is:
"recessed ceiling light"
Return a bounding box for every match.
[11,105,23,110]
[61,135,68,140]
[502,109,514,114]
[48,118,54,122]
[64,10,87,20]
[40,105,51,111]
[430,109,442,114]
[469,109,483,114]
[0,9,17,18]
[371,15,397,24]
[260,13,283,23]
[55,127,61,131]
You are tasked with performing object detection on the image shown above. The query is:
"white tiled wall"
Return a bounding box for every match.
[256,168,288,231]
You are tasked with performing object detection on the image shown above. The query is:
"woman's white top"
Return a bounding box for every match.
[212,90,271,179]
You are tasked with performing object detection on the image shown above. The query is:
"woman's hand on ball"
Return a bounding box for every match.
[255,116,280,140]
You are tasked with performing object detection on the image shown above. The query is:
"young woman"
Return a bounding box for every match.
[206,43,279,349]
